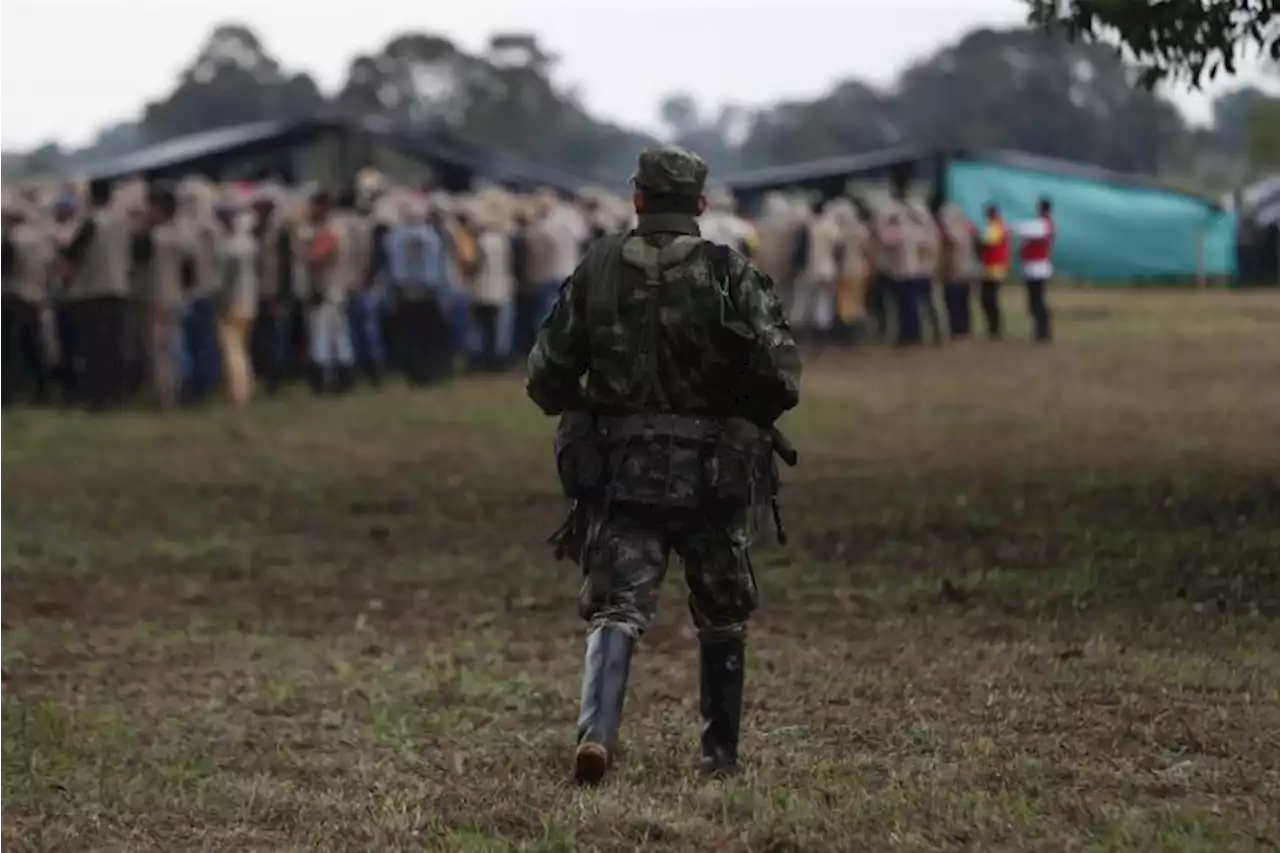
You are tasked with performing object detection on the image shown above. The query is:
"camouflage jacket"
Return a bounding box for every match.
[526,212,801,427]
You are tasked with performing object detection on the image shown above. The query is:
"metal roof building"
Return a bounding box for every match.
[724,146,1235,281]
[81,114,588,195]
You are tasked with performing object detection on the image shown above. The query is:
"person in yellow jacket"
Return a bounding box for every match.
[976,204,1011,339]
[829,198,873,344]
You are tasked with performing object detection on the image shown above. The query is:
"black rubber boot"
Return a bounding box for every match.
[698,636,745,778]
[574,626,634,786]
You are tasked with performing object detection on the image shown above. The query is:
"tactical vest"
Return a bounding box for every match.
[584,233,704,410]
[555,231,773,510]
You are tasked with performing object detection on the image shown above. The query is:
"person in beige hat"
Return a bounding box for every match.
[936,201,980,339]
[753,192,802,319]
[177,178,223,402]
[139,184,187,411]
[827,197,873,344]
[3,194,56,406]
[335,187,380,386]
[515,191,565,357]
[248,182,295,393]
[213,193,259,406]
[300,188,357,394]
[384,191,455,383]
[59,178,133,410]
[467,197,516,370]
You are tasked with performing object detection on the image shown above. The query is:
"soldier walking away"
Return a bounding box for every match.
[526,146,802,786]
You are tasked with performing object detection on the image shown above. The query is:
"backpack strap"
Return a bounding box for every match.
[615,234,706,408]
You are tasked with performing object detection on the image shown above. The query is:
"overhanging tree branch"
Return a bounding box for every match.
[1025,0,1278,89]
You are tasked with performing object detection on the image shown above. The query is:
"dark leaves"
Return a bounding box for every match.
[1022,0,1276,89]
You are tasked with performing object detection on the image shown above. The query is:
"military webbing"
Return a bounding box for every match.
[585,237,624,328]
[597,413,719,443]
[618,234,703,410]
[710,244,750,330]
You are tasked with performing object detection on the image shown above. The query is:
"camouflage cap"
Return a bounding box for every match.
[631,146,709,197]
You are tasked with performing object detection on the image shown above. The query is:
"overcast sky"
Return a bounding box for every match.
[2,0,1275,151]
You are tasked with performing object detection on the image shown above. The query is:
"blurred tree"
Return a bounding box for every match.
[1212,86,1277,154]
[335,34,473,128]
[659,93,702,139]
[1248,97,1280,169]
[730,28,1188,175]
[737,80,900,169]
[335,31,653,182]
[6,20,1269,185]
[1024,0,1278,89]
[655,93,745,174]
[891,27,1187,174]
[142,23,324,139]
[16,142,67,177]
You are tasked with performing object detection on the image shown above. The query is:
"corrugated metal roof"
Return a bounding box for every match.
[722,144,1222,208]
[1241,174,1280,226]
[722,146,935,194]
[81,114,588,194]
[84,119,302,180]
[371,125,586,194]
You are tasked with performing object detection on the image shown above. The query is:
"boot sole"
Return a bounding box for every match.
[574,742,610,786]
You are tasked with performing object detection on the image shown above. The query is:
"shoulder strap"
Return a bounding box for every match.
[710,243,751,323]
[610,233,706,410]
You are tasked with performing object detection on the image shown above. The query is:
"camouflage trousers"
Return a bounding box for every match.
[578,503,759,642]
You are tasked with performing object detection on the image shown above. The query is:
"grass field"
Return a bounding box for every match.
[4,287,1280,852]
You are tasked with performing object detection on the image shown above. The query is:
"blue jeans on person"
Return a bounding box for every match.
[514,279,563,358]
[347,289,386,379]
[448,290,473,354]
[182,295,221,401]
[892,277,923,347]
[496,299,516,365]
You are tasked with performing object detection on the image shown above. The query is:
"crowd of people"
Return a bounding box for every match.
[1,167,1054,413]
[748,190,1055,349]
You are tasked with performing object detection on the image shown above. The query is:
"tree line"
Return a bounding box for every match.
[4,17,1277,188]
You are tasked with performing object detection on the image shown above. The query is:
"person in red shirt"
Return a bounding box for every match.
[1013,197,1054,343]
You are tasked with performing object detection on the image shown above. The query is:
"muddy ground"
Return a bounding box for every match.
[3,288,1279,852]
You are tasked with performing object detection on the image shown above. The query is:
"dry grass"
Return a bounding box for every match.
[4,287,1280,852]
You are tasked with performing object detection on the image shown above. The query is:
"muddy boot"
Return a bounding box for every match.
[698,636,745,778]
[574,626,634,786]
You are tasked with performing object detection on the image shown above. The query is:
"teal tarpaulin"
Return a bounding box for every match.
[946,159,1238,281]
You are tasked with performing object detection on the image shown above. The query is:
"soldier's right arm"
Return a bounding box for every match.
[726,255,802,425]
[525,261,591,416]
